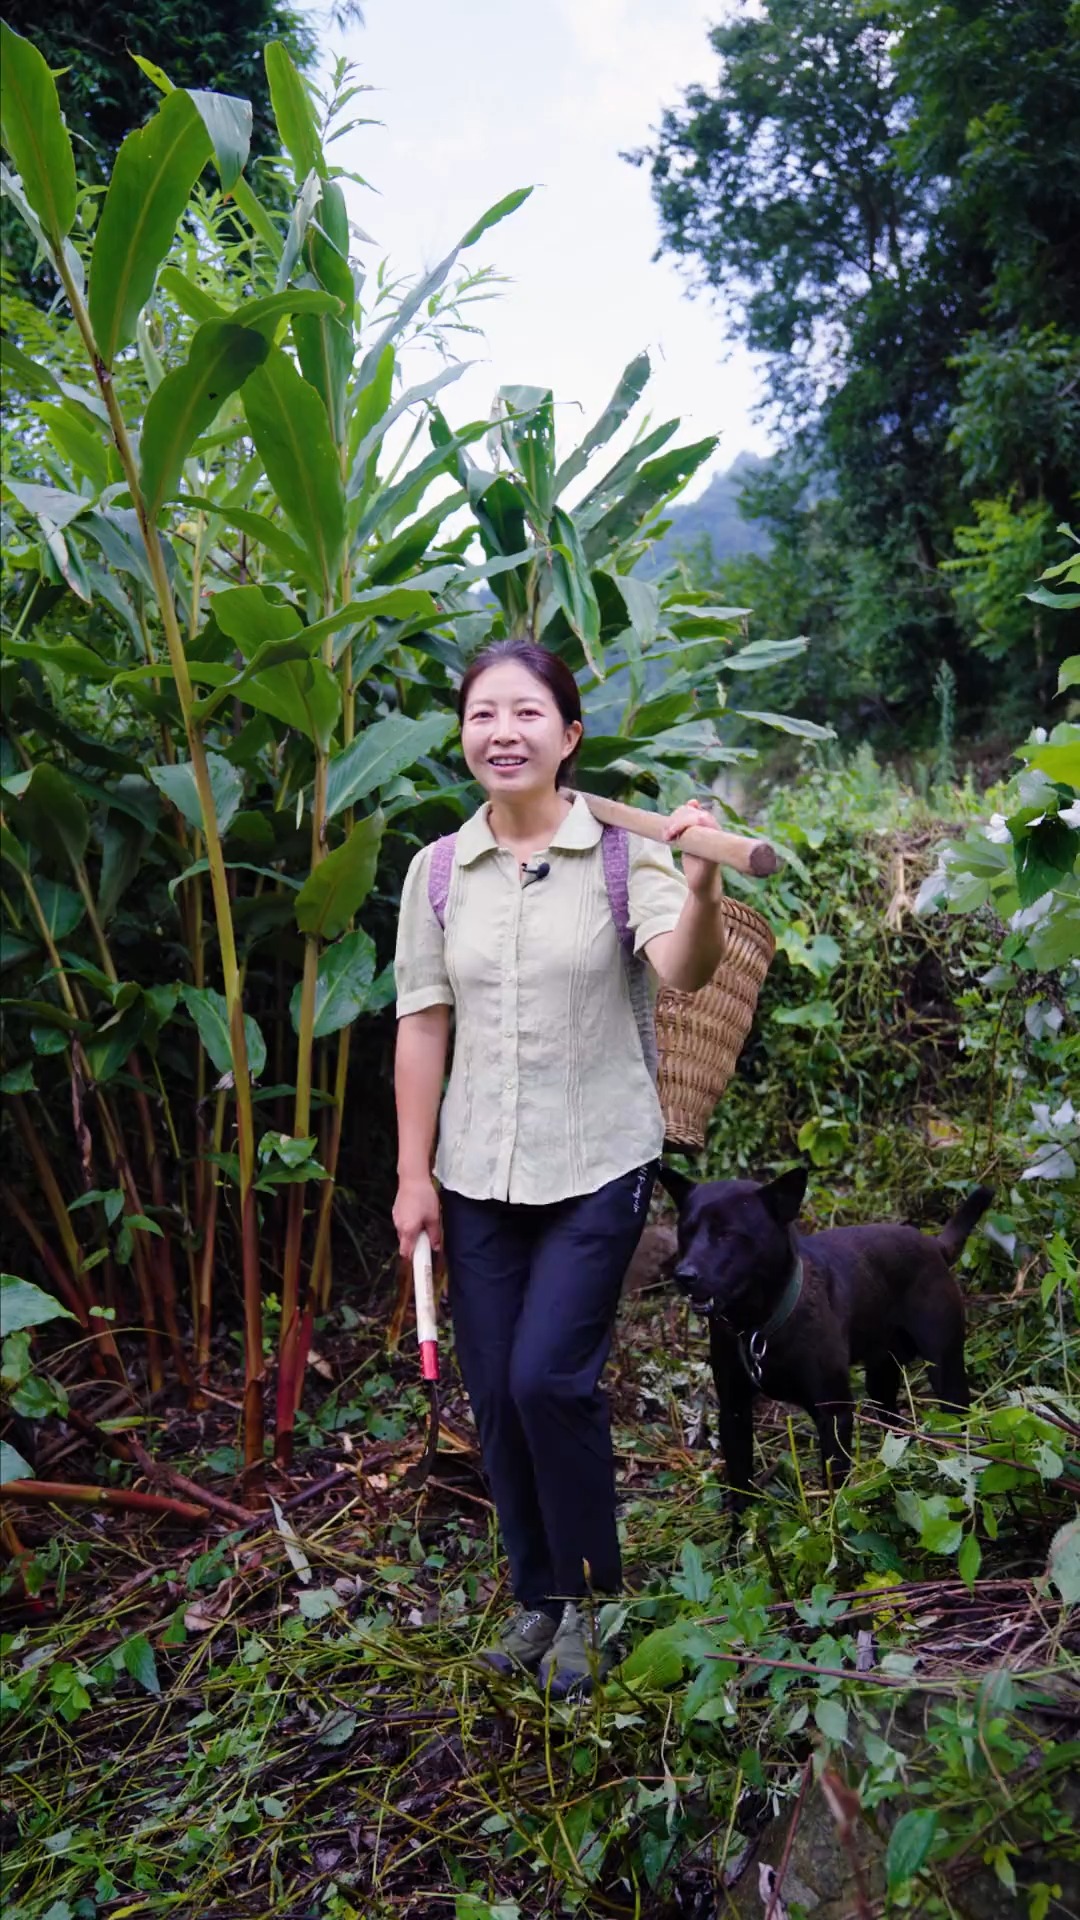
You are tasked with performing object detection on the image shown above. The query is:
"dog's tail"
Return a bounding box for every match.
[936,1186,993,1264]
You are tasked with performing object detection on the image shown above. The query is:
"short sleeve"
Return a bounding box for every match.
[394,846,454,1018]
[628,833,687,955]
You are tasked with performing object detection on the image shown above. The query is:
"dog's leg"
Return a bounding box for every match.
[709,1325,756,1515]
[929,1341,969,1414]
[813,1371,854,1493]
[864,1351,903,1421]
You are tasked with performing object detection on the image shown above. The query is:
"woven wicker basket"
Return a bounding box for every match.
[655,897,775,1150]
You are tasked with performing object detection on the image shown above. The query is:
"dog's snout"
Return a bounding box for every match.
[674,1265,699,1291]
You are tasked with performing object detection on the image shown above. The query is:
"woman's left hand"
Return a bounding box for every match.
[664,797,725,900]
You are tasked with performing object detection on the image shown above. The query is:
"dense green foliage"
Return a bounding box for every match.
[635,0,1080,742]
[0,0,317,297]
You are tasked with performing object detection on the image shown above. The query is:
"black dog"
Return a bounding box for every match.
[660,1165,992,1511]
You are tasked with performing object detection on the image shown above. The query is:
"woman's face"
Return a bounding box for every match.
[461,660,582,800]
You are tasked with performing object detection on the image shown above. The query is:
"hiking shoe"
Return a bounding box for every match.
[537,1601,612,1699]
[475,1606,558,1676]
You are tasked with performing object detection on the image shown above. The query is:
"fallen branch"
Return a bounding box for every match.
[0,1479,208,1524]
[127,1437,255,1528]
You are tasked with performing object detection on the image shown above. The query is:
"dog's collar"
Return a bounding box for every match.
[739,1249,804,1387]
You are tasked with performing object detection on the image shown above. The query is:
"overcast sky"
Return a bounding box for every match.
[321,0,770,497]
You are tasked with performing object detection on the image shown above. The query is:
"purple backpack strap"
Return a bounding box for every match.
[427,832,458,929]
[601,825,634,952]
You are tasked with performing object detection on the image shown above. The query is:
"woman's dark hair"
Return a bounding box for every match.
[457,639,583,786]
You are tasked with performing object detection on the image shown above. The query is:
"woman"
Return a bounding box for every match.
[393,639,727,1695]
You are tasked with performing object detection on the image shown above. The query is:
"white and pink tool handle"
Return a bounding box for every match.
[412,1230,439,1383]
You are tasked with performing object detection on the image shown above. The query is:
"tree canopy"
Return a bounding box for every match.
[633,0,1080,738]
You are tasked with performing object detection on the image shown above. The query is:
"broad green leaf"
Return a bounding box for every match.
[128,55,253,196]
[575,419,681,526]
[301,586,440,661]
[0,22,77,244]
[118,1633,161,1696]
[813,1696,849,1743]
[725,637,809,672]
[230,288,340,342]
[265,41,322,182]
[1025,585,1080,610]
[35,397,110,491]
[1017,739,1080,786]
[180,985,267,1080]
[231,172,284,260]
[618,1625,687,1689]
[2,638,116,682]
[550,506,603,676]
[958,1531,981,1591]
[243,348,346,596]
[148,753,243,837]
[615,572,660,650]
[236,657,341,751]
[1014,818,1080,909]
[89,90,212,369]
[1057,655,1080,695]
[211,584,303,655]
[1,823,28,872]
[498,385,555,522]
[582,434,718,556]
[348,341,395,493]
[295,812,384,939]
[459,185,532,247]
[289,927,377,1037]
[4,479,90,536]
[32,879,84,940]
[186,89,252,192]
[326,713,454,820]
[735,710,837,740]
[0,1064,35,1093]
[158,266,226,323]
[886,1810,938,1891]
[555,351,651,496]
[1,1272,77,1334]
[140,321,270,519]
[2,763,88,867]
[0,1439,34,1482]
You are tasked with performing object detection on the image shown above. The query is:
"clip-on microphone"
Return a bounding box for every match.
[521,858,550,888]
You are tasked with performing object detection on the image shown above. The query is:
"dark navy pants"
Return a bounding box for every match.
[441,1162,656,1610]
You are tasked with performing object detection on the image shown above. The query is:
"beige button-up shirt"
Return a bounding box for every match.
[394,794,687,1204]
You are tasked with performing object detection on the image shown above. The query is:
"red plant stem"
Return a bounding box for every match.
[128,1055,190,1386]
[0,1481,209,1523]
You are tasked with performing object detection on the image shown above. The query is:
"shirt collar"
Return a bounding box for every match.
[455,792,603,867]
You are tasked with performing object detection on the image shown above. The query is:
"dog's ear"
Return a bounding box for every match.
[760,1164,807,1225]
[657,1164,696,1212]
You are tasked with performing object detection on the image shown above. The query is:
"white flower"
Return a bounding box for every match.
[1059,799,1080,830]
[984,813,1012,844]
[1030,727,1049,745]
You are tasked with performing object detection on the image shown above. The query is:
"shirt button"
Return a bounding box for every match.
[504,1078,513,1091]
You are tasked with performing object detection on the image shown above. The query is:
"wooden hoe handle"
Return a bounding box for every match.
[570,790,779,878]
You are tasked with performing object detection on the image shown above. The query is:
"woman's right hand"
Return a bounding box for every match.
[393,1176,442,1262]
